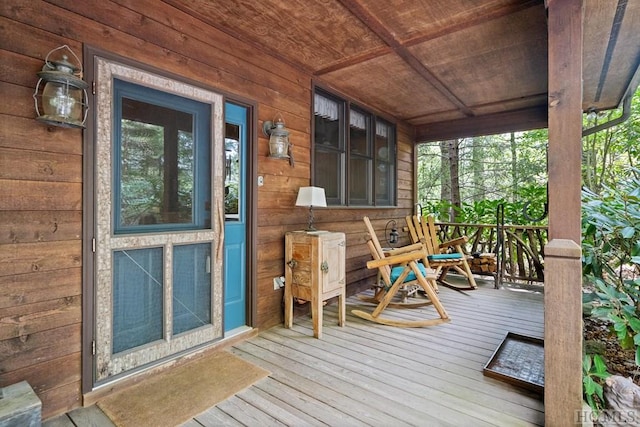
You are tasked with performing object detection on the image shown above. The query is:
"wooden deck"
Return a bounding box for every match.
[46,279,544,427]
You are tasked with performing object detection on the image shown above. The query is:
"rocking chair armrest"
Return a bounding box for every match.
[367,249,427,269]
[384,243,424,256]
[438,236,468,249]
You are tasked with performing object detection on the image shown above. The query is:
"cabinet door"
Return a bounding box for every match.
[321,234,345,293]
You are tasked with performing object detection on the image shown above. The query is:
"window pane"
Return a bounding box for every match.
[118,98,195,228]
[173,244,212,335]
[225,123,240,219]
[314,94,341,149]
[350,157,372,205]
[314,149,341,201]
[350,109,369,154]
[375,120,395,205]
[113,248,164,353]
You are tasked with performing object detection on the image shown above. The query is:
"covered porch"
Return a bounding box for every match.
[2,1,640,425]
[48,278,544,426]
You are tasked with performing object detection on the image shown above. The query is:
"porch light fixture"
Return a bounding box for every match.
[33,45,89,128]
[295,186,326,231]
[262,113,291,160]
[385,219,399,247]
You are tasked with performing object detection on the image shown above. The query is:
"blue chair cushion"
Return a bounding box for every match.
[390,263,429,284]
[428,253,463,261]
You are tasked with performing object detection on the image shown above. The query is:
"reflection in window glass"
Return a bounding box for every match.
[225,123,240,218]
[119,98,195,227]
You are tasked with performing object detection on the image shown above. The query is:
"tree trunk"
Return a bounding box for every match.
[447,139,461,222]
[472,137,485,201]
[510,132,517,202]
[439,141,451,203]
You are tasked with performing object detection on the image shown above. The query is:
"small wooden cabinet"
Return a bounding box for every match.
[284,231,346,338]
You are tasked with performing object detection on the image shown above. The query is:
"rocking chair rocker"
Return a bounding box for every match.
[351,216,450,327]
[405,214,478,291]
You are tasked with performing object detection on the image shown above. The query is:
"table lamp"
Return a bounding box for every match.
[295,186,327,231]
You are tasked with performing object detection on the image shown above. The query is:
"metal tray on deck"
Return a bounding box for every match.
[483,332,544,395]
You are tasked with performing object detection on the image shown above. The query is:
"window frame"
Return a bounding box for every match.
[112,78,211,234]
[313,87,397,207]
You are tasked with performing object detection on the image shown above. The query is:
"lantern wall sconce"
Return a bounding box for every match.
[33,45,89,128]
[262,113,294,165]
[385,219,399,247]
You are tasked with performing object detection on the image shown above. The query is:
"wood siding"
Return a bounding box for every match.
[0,0,414,419]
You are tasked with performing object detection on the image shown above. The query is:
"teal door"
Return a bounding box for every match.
[224,102,247,331]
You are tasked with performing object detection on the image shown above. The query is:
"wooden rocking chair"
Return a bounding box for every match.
[351,216,450,327]
[405,214,478,291]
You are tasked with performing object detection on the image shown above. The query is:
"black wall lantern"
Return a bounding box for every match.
[385,219,399,247]
[33,45,88,128]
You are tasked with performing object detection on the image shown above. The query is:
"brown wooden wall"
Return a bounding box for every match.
[0,0,415,419]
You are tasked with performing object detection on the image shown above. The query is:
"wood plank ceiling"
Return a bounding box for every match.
[165,0,640,141]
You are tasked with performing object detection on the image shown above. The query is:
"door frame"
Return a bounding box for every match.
[82,46,257,394]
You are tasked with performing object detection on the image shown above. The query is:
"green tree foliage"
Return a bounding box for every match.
[416,88,640,225]
[120,120,195,225]
[583,90,640,193]
[582,172,640,366]
[417,132,547,224]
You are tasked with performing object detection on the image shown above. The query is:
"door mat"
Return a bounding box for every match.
[483,332,544,395]
[97,350,270,427]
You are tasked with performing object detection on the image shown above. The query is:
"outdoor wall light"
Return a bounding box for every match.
[33,45,88,128]
[262,113,293,164]
[385,219,399,247]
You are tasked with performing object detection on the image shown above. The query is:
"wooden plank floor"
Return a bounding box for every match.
[46,279,544,427]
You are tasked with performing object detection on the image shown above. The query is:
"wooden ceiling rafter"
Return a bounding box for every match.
[400,0,543,48]
[409,91,549,125]
[335,0,474,117]
[415,105,548,142]
[315,1,542,77]
[159,0,639,143]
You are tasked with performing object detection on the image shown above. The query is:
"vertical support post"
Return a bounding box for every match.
[546,0,584,425]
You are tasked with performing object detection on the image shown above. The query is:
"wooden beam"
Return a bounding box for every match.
[414,106,548,142]
[545,0,584,426]
[336,0,474,117]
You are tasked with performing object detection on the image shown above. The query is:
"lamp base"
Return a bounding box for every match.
[306,206,316,231]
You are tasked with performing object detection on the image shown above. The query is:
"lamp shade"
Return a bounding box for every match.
[295,187,327,207]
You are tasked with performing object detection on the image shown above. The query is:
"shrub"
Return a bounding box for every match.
[582,169,640,410]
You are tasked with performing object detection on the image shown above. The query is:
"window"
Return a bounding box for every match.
[113,79,211,233]
[313,88,396,206]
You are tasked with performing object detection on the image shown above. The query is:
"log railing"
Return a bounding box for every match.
[435,221,548,288]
